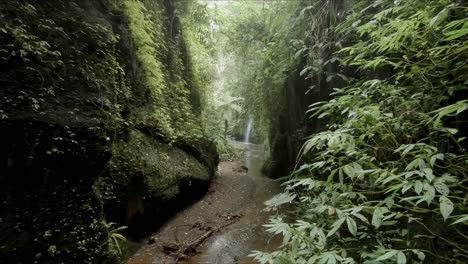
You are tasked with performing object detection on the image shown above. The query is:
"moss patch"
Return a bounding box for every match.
[121,0,203,141]
[96,129,212,235]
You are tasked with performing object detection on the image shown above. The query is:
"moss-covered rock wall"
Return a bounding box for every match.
[265,54,346,178]
[264,66,315,178]
[264,1,348,179]
[0,0,217,263]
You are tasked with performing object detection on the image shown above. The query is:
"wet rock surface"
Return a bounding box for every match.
[126,143,282,264]
[0,1,217,262]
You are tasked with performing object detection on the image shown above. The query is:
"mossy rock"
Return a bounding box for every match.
[0,121,117,264]
[97,129,215,235]
[0,0,218,262]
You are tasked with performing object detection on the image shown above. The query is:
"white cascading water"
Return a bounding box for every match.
[244,117,253,144]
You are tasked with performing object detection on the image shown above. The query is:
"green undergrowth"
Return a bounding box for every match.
[254,1,468,263]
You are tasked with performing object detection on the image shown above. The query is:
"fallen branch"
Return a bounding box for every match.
[162,212,243,263]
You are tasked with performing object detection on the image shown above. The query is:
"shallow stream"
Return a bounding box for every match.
[127,142,281,264]
[182,142,281,263]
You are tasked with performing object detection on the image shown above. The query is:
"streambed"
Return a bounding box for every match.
[126,142,282,264]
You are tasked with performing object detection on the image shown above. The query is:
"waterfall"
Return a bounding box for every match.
[244,117,253,143]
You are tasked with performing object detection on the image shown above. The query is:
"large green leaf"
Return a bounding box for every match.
[346,217,357,236]
[440,196,454,221]
[376,250,398,261]
[327,217,346,237]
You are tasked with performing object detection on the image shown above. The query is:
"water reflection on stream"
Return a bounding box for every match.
[182,142,282,264]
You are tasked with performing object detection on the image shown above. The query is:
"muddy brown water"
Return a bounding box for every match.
[126,142,282,264]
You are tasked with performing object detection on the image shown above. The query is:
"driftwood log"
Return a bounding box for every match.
[162,213,243,263]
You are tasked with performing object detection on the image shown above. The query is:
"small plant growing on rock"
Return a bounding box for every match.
[104,222,127,256]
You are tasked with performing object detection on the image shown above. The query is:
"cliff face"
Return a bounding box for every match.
[265,60,346,178]
[0,0,217,263]
[264,1,348,179]
[264,66,315,178]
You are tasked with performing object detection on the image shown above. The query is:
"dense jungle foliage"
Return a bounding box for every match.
[1,0,467,263]
[224,0,468,263]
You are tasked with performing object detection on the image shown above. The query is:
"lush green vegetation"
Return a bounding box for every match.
[180,1,239,159]
[237,0,468,263]
[0,0,218,263]
[190,1,468,261]
[2,0,467,263]
[120,0,204,141]
[210,1,308,144]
